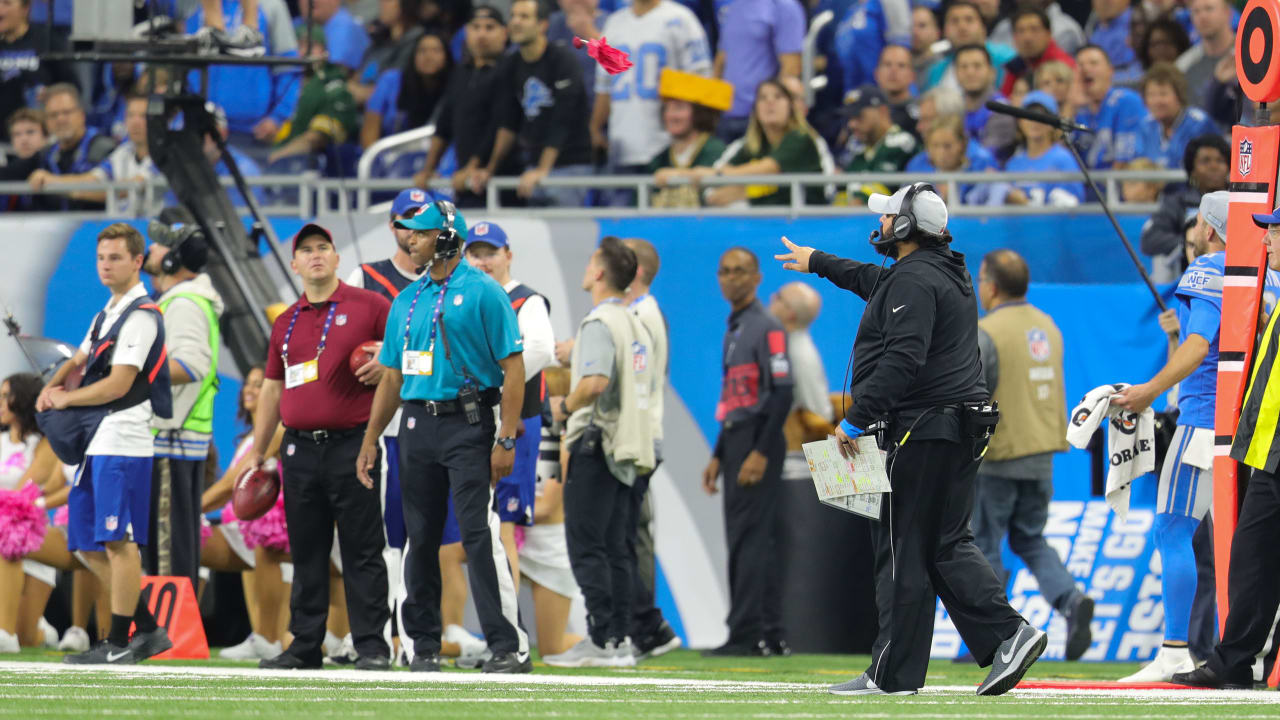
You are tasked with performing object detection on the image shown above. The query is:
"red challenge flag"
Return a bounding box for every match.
[572,36,633,75]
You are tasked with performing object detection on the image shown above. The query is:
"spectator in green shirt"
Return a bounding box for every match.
[650,69,733,208]
[840,83,918,205]
[670,78,825,207]
[267,26,358,166]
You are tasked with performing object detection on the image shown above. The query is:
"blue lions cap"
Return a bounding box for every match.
[1254,203,1280,229]
[394,202,468,238]
[464,222,509,249]
[391,188,431,219]
[1020,89,1059,116]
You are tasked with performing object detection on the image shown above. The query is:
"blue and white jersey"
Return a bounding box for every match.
[1174,251,1223,428]
[904,140,997,204]
[832,0,886,96]
[1073,86,1149,169]
[1004,144,1084,205]
[1137,107,1220,169]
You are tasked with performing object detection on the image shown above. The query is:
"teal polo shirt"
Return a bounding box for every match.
[379,260,523,401]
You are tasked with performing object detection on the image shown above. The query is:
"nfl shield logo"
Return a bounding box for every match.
[287,443,296,456]
[410,189,425,202]
[507,496,520,512]
[105,515,118,531]
[335,314,348,326]
[474,222,490,236]
[1027,328,1051,362]
[1240,139,1253,177]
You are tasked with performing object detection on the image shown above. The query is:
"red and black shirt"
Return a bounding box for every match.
[716,299,794,425]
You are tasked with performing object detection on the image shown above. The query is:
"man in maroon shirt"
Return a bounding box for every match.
[1000,6,1076,96]
[249,223,393,670]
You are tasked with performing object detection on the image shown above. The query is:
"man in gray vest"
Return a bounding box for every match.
[545,236,656,668]
[142,211,225,588]
[973,249,1090,660]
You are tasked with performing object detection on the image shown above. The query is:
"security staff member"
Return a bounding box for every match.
[701,247,794,658]
[1174,205,1280,689]
[356,201,531,674]
[777,183,1040,696]
[142,210,225,589]
[974,249,1090,660]
[250,224,392,670]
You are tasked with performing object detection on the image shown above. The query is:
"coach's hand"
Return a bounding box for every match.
[355,440,378,489]
[1112,383,1157,415]
[737,450,766,487]
[702,457,720,495]
[776,236,815,273]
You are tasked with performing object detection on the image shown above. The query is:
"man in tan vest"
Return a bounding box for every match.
[974,249,1092,660]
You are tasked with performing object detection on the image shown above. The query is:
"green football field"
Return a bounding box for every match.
[3,648,1279,719]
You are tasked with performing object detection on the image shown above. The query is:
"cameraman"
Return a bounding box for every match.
[776,183,1041,696]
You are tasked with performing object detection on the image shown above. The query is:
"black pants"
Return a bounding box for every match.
[397,405,525,656]
[629,470,665,638]
[1189,514,1219,662]
[719,420,785,645]
[564,437,634,646]
[142,455,205,588]
[868,437,1024,693]
[280,429,390,663]
[1208,467,1280,684]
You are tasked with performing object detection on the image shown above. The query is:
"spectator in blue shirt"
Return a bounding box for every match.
[906,113,997,204]
[296,0,371,72]
[1073,43,1149,169]
[186,0,302,164]
[954,44,1016,162]
[922,1,1016,92]
[1002,90,1084,206]
[349,0,425,107]
[1137,63,1219,169]
[1085,0,1141,85]
[831,0,911,103]
[714,0,806,141]
[361,31,454,148]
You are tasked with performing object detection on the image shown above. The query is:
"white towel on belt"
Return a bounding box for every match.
[1066,383,1156,519]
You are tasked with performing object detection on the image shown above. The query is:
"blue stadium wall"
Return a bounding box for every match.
[3,212,1175,661]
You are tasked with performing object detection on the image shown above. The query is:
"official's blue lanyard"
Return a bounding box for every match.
[403,273,454,353]
[281,301,338,367]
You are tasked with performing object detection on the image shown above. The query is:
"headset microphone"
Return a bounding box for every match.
[868,229,881,245]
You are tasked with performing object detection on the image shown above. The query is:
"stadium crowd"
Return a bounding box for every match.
[0,0,1247,214]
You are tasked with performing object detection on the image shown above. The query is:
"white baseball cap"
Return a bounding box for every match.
[868,184,948,236]
[1199,190,1228,242]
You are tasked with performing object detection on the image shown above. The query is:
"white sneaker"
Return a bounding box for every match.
[1119,646,1195,683]
[324,633,358,665]
[254,634,283,660]
[37,618,58,649]
[0,629,18,653]
[445,625,490,669]
[612,638,637,668]
[322,630,342,657]
[220,634,259,660]
[543,637,616,668]
[58,626,90,653]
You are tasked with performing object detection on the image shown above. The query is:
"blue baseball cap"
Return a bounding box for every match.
[390,188,432,218]
[1020,89,1059,116]
[1254,204,1280,229]
[394,202,468,239]
[464,221,509,249]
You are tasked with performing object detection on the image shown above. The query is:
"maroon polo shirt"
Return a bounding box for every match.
[265,281,391,431]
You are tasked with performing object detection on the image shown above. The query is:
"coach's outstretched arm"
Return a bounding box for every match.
[776,236,884,300]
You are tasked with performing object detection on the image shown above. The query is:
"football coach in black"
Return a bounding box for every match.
[775,182,1043,697]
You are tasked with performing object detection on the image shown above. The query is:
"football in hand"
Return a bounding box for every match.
[349,341,381,374]
[231,459,280,521]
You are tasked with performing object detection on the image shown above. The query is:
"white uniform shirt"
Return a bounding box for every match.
[505,279,556,382]
[78,282,159,458]
[0,433,39,491]
[595,1,712,166]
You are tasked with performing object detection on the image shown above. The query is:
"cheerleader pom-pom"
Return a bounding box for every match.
[221,500,238,526]
[572,36,633,75]
[513,525,527,552]
[53,504,68,528]
[200,517,213,548]
[0,483,47,561]
[241,494,289,553]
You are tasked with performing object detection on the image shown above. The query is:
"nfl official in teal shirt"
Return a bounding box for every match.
[356,200,532,674]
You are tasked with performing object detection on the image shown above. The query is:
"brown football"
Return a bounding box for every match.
[231,460,280,521]
[349,341,381,374]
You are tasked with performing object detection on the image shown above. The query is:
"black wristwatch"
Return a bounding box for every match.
[497,436,517,450]
[559,398,570,418]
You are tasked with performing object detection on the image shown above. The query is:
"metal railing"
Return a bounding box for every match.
[0,168,1186,219]
[355,124,437,211]
[802,10,836,106]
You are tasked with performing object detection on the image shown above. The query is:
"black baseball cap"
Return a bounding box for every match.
[840,84,888,116]
[292,223,334,252]
[471,4,504,23]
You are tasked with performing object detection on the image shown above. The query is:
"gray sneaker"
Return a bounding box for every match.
[829,672,917,696]
[612,638,636,667]
[542,638,616,668]
[977,623,1047,696]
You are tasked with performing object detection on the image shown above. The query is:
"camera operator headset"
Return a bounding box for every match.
[774,182,1037,697]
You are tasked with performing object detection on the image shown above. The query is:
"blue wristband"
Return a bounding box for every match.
[839,419,863,438]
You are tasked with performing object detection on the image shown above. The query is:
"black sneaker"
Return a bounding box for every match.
[128,627,173,662]
[64,641,136,665]
[1171,665,1251,690]
[482,650,533,674]
[259,651,321,670]
[633,621,682,660]
[355,655,391,671]
[701,640,769,657]
[409,653,441,672]
[1064,594,1095,661]
[766,639,792,657]
[977,623,1047,696]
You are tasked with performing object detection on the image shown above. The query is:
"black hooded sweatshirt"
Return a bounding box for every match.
[810,243,988,433]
